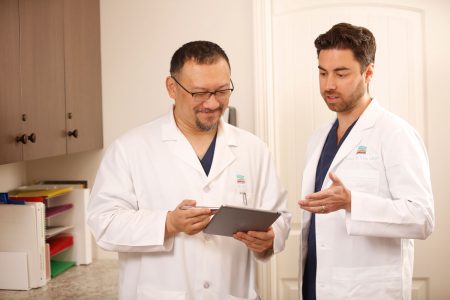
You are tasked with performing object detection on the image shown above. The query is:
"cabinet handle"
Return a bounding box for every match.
[28,133,37,143]
[68,129,79,138]
[16,134,28,144]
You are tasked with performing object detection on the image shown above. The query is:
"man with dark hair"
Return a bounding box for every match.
[298,23,434,299]
[88,40,291,299]
[170,41,230,75]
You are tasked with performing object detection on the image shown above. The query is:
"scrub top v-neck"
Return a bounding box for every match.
[199,133,217,176]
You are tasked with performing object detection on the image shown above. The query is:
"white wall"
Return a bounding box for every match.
[98,0,256,145]
[22,0,256,259]
[0,162,26,191]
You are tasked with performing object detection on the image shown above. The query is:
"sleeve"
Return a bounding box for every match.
[346,125,435,240]
[87,140,174,252]
[254,145,292,261]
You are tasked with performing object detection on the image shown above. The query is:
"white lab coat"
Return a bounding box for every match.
[88,109,291,300]
[299,100,434,300]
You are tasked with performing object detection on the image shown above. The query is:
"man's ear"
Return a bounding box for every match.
[364,63,374,83]
[166,76,176,99]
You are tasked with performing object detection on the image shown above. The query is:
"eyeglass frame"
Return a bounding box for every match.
[171,76,234,101]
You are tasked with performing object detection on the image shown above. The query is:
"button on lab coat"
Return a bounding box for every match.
[88,110,291,300]
[299,100,434,300]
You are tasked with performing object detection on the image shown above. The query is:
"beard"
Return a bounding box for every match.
[322,79,366,113]
[194,105,224,131]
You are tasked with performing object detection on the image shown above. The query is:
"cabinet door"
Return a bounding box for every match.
[20,0,66,161]
[64,0,103,154]
[0,0,22,165]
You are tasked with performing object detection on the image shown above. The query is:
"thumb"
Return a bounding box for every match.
[178,199,197,209]
[329,172,343,186]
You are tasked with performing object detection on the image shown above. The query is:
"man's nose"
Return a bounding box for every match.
[202,93,220,109]
[325,75,337,91]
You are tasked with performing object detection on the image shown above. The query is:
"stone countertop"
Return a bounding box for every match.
[0,259,118,300]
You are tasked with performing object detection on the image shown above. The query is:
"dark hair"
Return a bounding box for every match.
[314,23,376,72]
[170,41,230,76]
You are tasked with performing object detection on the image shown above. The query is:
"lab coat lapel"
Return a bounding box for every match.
[325,100,381,185]
[161,111,205,176]
[205,122,236,186]
[327,130,362,174]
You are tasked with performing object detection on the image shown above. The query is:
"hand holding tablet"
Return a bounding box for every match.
[203,205,280,237]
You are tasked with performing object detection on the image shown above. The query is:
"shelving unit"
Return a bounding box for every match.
[0,185,92,290]
[45,189,91,278]
[45,194,75,278]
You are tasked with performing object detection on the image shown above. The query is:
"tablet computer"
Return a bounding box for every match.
[203,205,281,237]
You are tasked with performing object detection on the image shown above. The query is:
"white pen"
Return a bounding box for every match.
[241,192,248,206]
[237,180,248,206]
[180,205,219,211]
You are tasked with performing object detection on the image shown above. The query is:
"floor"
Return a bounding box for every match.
[0,259,118,300]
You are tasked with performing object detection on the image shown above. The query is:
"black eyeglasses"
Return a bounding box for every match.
[171,76,234,102]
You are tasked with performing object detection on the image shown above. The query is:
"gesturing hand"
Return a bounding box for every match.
[298,172,351,214]
[165,200,214,238]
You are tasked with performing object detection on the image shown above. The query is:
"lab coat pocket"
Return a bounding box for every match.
[340,170,379,194]
[331,265,402,300]
[137,286,186,300]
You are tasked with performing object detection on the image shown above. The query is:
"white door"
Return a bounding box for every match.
[253,0,450,299]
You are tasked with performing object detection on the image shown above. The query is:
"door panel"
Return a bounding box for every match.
[20,0,66,160]
[64,0,103,154]
[255,0,449,299]
[0,0,22,164]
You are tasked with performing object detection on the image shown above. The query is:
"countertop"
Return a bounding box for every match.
[0,259,118,299]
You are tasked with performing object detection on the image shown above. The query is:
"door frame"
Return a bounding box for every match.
[253,1,279,299]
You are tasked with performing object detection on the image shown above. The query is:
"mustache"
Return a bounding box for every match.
[194,106,224,114]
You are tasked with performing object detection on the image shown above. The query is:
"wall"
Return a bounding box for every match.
[23,0,256,259]
[0,162,26,191]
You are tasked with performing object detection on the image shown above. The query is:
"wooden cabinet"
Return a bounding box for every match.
[20,0,67,161]
[64,0,103,154]
[0,0,103,165]
[0,0,22,164]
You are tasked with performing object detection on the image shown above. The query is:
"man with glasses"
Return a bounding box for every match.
[88,41,291,299]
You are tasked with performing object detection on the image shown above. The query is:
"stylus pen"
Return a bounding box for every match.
[180,205,219,211]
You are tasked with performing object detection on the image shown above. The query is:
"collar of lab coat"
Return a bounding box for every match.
[160,108,237,185]
[305,98,383,191]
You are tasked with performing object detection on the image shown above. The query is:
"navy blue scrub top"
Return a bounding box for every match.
[302,118,357,300]
[200,133,217,176]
